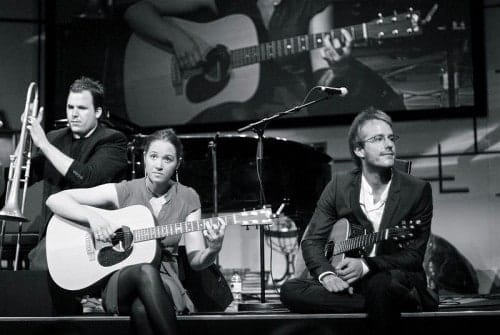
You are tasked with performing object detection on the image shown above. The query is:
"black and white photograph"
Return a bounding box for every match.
[0,1,499,335]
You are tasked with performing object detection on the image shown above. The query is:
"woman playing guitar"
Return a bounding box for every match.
[46,128,226,335]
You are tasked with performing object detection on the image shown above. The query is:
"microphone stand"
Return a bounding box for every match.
[236,92,332,310]
[208,133,219,265]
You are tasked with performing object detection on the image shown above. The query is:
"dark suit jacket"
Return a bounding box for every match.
[30,124,129,237]
[302,168,433,302]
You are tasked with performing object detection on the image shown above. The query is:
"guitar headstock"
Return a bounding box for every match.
[365,9,421,41]
[388,219,423,241]
[233,208,274,226]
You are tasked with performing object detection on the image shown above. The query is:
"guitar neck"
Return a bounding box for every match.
[333,228,392,256]
[133,215,231,242]
[231,25,364,68]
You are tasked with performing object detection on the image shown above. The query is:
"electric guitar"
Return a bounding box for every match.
[123,11,421,126]
[46,205,273,291]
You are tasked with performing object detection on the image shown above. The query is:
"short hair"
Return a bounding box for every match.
[69,76,104,110]
[347,107,393,167]
[143,128,183,161]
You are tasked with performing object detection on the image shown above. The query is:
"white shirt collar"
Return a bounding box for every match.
[359,173,392,211]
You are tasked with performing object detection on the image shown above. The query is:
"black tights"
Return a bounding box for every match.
[116,263,179,335]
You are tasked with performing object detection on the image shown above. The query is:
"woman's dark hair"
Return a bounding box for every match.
[69,76,104,110]
[347,107,393,167]
[143,128,183,161]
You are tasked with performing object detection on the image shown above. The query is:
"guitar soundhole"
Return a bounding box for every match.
[98,226,134,267]
[185,44,230,103]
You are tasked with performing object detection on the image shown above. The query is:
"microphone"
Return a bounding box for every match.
[318,86,348,97]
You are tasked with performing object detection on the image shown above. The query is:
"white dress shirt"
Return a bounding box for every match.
[359,173,392,255]
[318,174,392,283]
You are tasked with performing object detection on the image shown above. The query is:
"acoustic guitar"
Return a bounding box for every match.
[46,205,272,291]
[324,217,419,268]
[294,217,419,278]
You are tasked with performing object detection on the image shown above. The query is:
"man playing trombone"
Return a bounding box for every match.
[21,76,128,314]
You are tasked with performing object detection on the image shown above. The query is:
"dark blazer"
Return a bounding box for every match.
[30,124,129,237]
[302,168,433,300]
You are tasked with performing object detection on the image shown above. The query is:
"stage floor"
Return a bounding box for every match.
[1,294,499,335]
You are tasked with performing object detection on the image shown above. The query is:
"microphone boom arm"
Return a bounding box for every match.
[237,94,332,133]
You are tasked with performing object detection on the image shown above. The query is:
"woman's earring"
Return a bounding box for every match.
[175,169,179,182]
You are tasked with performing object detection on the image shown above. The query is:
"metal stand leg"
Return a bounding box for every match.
[273,253,296,283]
[0,220,6,269]
[13,221,23,271]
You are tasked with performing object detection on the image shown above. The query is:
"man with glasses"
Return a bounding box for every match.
[280,108,437,335]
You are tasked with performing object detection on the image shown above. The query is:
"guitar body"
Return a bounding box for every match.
[123,14,260,126]
[295,218,352,279]
[46,205,158,291]
[326,218,350,268]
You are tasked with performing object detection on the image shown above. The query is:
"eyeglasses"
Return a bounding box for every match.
[358,134,400,145]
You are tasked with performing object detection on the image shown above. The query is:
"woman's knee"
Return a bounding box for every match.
[136,263,161,283]
[131,298,147,318]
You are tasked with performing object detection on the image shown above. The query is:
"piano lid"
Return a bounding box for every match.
[174,134,332,219]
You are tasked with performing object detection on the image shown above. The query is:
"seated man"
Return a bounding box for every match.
[280,108,438,335]
[26,76,129,313]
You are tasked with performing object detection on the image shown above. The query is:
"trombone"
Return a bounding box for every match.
[0,82,39,270]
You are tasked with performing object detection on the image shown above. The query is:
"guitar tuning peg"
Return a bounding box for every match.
[377,12,383,24]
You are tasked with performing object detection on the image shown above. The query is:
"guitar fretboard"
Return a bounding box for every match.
[231,25,365,68]
[133,215,232,242]
[333,228,391,255]
[132,210,271,242]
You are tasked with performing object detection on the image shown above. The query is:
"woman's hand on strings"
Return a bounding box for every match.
[203,217,226,251]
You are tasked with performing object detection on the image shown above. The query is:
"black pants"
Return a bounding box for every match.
[280,270,426,335]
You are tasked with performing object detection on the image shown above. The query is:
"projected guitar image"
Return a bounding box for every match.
[123,11,420,125]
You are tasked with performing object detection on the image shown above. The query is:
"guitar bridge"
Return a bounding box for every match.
[85,233,96,261]
[324,241,334,259]
[171,58,183,95]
